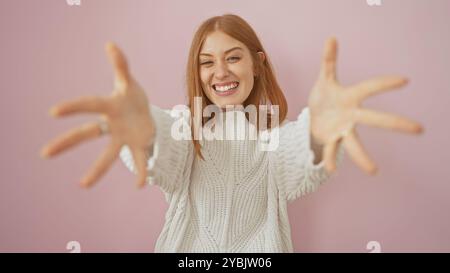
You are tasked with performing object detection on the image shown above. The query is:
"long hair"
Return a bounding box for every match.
[185,14,288,159]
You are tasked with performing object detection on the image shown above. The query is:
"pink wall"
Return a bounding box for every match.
[1,0,449,252]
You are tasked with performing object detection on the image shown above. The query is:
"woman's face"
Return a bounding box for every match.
[199,31,263,109]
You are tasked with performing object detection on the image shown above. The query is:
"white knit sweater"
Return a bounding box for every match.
[120,105,336,253]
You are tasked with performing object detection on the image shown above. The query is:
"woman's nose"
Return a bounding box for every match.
[214,62,230,78]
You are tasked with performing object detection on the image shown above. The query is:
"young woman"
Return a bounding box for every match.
[41,14,423,252]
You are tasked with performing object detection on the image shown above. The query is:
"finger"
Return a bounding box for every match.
[355,108,424,134]
[349,76,408,102]
[319,37,338,81]
[343,129,377,175]
[323,139,339,173]
[41,122,103,158]
[49,96,110,117]
[131,147,148,189]
[105,42,131,89]
[80,140,122,188]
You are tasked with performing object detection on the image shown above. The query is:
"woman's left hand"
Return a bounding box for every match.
[308,37,423,175]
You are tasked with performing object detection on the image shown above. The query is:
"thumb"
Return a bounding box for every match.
[105,42,131,89]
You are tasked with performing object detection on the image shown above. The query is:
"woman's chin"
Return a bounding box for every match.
[213,99,244,109]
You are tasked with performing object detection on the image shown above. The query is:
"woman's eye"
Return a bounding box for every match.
[228,56,240,62]
[200,57,240,66]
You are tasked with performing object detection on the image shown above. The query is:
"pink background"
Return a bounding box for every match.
[1,0,449,252]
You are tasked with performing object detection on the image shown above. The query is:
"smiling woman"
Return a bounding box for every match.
[199,42,257,104]
[187,15,289,158]
[41,13,423,252]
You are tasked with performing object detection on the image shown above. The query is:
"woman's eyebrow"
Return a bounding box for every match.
[200,47,243,56]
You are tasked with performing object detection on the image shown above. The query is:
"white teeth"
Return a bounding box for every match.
[214,82,239,92]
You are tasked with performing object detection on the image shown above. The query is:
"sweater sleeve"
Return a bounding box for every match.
[274,107,344,202]
[119,104,192,194]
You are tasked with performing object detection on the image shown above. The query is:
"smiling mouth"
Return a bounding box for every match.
[212,81,239,96]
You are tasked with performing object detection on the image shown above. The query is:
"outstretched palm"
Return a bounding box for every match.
[41,43,155,188]
[309,38,423,174]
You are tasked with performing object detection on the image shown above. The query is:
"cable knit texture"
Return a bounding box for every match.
[120,105,341,252]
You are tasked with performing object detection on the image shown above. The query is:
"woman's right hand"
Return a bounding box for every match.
[41,43,155,189]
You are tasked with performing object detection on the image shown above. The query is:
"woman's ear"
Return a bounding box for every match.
[257,51,266,63]
[254,51,266,77]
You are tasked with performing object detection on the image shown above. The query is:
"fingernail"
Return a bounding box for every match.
[105,42,116,53]
[49,107,58,117]
[40,148,50,159]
